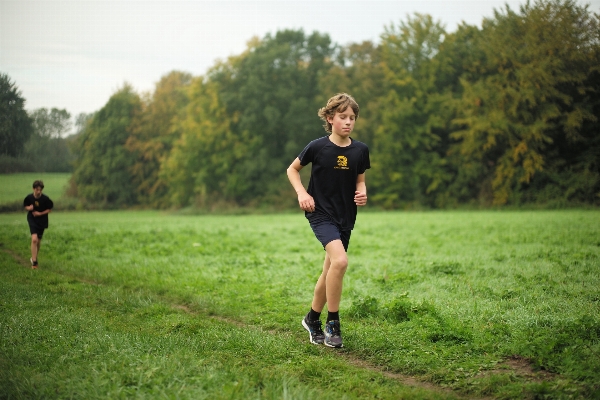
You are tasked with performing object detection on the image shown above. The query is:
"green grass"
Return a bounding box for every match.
[0,173,71,204]
[1,210,599,399]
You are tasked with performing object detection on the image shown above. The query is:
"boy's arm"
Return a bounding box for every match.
[354,173,367,206]
[287,158,315,212]
[32,209,51,217]
[24,196,33,211]
[33,197,54,216]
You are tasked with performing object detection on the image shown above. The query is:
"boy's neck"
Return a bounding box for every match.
[328,133,351,147]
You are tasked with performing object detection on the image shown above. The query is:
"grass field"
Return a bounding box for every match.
[1,210,599,399]
[0,173,71,205]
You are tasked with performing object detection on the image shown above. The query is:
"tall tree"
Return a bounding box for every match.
[433,23,490,205]
[25,108,74,172]
[73,112,95,136]
[0,73,33,156]
[125,71,192,207]
[371,14,451,208]
[29,108,72,138]
[71,85,141,206]
[174,29,337,207]
[451,0,600,205]
[319,41,386,148]
[162,75,238,207]
[221,30,336,205]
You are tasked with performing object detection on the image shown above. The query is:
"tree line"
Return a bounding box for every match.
[0,74,89,173]
[3,0,599,208]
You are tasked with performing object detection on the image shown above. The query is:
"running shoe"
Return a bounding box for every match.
[302,313,325,345]
[324,320,343,348]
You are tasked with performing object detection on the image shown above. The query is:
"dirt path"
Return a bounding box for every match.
[1,244,30,267]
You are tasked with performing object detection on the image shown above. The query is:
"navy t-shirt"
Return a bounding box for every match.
[299,136,370,230]
[23,193,53,229]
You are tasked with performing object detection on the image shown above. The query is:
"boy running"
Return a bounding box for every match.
[286,93,370,348]
[23,180,53,269]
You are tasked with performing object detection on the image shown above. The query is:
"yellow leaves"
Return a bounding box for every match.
[512,141,528,162]
[520,151,544,184]
[565,106,597,141]
[390,172,403,183]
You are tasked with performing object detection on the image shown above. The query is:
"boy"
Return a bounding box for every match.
[23,180,53,269]
[286,93,370,348]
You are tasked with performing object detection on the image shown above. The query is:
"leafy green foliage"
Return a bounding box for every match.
[71,85,141,207]
[161,75,242,207]
[370,14,452,208]
[150,30,340,209]
[23,108,75,172]
[57,1,600,209]
[29,107,72,138]
[0,73,33,157]
[318,40,386,148]
[210,29,337,206]
[126,71,192,207]
[451,0,600,205]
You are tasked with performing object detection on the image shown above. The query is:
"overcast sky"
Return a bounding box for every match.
[2,0,599,120]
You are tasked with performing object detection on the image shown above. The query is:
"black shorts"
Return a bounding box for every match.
[28,222,45,239]
[307,214,351,252]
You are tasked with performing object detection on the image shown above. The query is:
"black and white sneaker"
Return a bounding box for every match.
[324,320,343,348]
[302,314,325,345]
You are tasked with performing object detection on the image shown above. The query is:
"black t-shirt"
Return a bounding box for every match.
[23,193,54,229]
[299,136,370,230]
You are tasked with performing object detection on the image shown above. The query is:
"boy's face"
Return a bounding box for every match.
[33,186,43,198]
[327,107,356,138]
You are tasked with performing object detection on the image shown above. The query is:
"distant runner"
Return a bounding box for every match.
[23,180,54,269]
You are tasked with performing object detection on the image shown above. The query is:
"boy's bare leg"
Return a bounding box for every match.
[311,239,348,313]
[30,234,40,263]
[311,254,330,313]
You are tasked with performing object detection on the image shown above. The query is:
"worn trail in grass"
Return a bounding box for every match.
[1,210,599,399]
[1,248,459,400]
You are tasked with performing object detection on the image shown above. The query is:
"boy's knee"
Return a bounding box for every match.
[31,234,40,244]
[330,256,348,272]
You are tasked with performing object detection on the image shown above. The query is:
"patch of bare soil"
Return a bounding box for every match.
[338,355,477,399]
[485,355,555,382]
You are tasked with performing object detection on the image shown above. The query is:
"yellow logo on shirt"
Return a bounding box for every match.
[335,155,349,170]
[35,201,39,207]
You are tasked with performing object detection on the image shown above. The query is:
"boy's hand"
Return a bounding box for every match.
[298,192,315,212]
[354,191,367,206]
[25,204,33,211]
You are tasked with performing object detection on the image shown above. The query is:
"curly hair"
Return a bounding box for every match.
[32,180,44,189]
[317,93,359,133]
